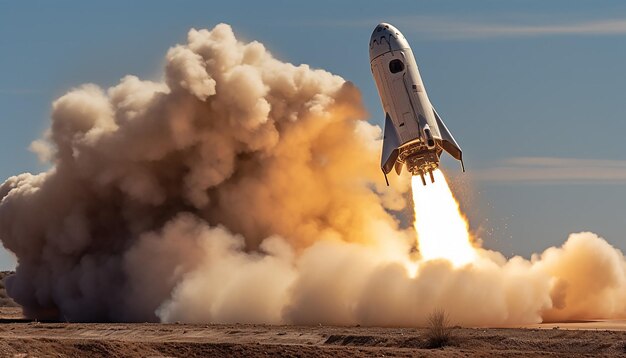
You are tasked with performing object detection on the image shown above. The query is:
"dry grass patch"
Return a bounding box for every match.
[425,308,454,348]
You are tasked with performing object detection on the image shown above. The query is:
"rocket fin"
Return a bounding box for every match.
[432,106,463,165]
[381,113,400,178]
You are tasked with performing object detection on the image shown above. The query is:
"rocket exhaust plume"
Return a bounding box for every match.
[412,170,475,266]
[1,23,626,325]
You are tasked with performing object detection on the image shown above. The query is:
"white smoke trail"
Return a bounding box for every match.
[1,23,625,325]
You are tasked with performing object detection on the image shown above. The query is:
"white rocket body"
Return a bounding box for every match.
[369,23,464,185]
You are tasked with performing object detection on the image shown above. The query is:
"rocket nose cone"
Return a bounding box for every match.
[369,23,410,61]
[372,23,387,35]
[370,23,391,42]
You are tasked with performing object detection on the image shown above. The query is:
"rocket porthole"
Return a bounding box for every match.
[389,59,404,73]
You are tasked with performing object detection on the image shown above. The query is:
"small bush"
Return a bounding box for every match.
[425,308,453,348]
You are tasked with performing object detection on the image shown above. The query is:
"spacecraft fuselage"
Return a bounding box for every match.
[369,23,464,185]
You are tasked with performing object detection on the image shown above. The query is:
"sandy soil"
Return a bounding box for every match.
[0,307,624,357]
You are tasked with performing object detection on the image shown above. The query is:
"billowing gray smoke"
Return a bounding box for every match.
[1,24,625,325]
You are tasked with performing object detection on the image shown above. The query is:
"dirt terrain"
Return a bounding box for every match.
[0,306,623,357]
[1,272,625,357]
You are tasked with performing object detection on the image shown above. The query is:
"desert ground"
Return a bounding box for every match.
[1,272,625,357]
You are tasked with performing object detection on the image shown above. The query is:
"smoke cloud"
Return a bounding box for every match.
[1,23,625,326]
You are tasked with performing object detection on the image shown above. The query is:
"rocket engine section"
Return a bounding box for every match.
[369,23,464,185]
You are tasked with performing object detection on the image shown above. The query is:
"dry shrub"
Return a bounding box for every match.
[426,308,453,348]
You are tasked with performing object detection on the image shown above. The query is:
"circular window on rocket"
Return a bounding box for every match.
[389,59,404,74]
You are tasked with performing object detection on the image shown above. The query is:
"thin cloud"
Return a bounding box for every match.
[472,157,626,184]
[0,89,40,95]
[386,17,626,39]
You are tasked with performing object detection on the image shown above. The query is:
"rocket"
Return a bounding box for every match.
[369,23,464,186]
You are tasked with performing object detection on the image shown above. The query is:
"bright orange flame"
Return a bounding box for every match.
[412,170,476,266]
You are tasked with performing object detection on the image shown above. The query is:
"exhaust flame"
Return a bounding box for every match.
[412,170,475,266]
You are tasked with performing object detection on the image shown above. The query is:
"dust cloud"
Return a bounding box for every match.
[0,23,624,326]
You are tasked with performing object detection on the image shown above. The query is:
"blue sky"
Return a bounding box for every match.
[1,0,626,268]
